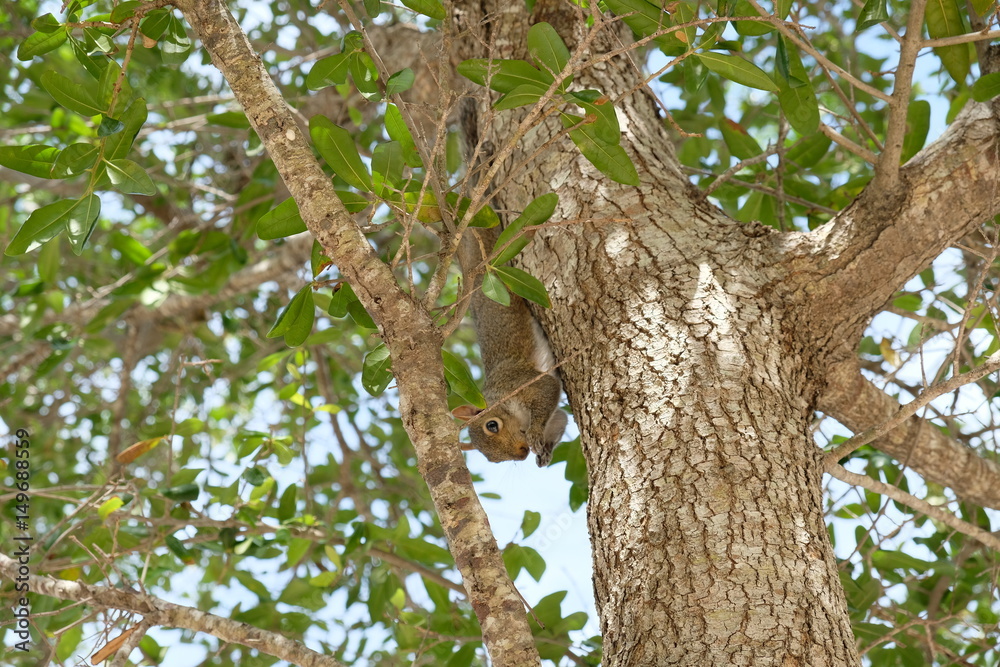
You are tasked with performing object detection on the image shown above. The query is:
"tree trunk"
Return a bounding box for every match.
[540,216,859,665]
[465,5,862,662]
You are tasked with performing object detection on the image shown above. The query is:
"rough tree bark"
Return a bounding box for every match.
[454,1,1000,665]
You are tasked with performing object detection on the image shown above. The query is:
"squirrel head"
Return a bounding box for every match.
[452,404,530,462]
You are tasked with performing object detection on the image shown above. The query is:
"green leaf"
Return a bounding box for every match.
[775,38,818,135]
[695,52,778,92]
[785,133,831,168]
[925,0,971,84]
[165,534,194,562]
[363,0,383,17]
[901,100,930,163]
[110,1,142,22]
[448,192,502,228]
[567,90,621,144]
[104,98,148,160]
[362,343,393,396]
[971,0,993,14]
[206,111,250,129]
[492,193,558,266]
[971,72,1000,102]
[503,544,527,579]
[386,68,415,96]
[521,510,541,538]
[98,496,124,520]
[372,141,404,196]
[856,0,889,31]
[733,0,774,36]
[56,624,83,662]
[720,119,763,160]
[494,266,551,308]
[267,285,315,339]
[349,300,378,329]
[481,270,511,306]
[98,116,125,137]
[777,76,819,136]
[307,52,352,90]
[6,195,99,256]
[66,194,102,255]
[278,485,298,523]
[520,546,546,581]
[243,466,268,486]
[563,114,640,186]
[31,12,62,32]
[329,282,358,317]
[349,52,381,101]
[140,9,171,41]
[40,70,107,116]
[457,58,553,94]
[105,158,156,195]
[18,27,68,60]
[493,83,547,110]
[385,104,422,167]
[605,0,675,47]
[400,0,446,20]
[527,22,571,82]
[257,198,307,240]
[0,145,62,179]
[310,116,373,191]
[336,190,371,213]
[162,483,200,502]
[442,349,486,409]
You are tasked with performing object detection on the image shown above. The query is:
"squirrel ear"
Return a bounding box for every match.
[451,405,482,422]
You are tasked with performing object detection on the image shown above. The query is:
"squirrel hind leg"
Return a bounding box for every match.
[534,409,569,467]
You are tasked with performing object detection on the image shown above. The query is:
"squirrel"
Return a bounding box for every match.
[452,227,568,467]
[451,100,567,467]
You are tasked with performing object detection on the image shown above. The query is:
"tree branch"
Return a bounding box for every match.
[871,0,927,189]
[825,464,1000,552]
[174,1,539,663]
[0,555,345,667]
[820,358,1000,509]
[792,102,1000,346]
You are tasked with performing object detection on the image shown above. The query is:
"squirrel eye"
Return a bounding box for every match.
[484,419,501,434]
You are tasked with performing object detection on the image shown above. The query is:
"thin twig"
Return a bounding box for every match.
[826,464,1000,552]
[825,350,1000,463]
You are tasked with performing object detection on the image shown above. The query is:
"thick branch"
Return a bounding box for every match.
[790,102,1000,346]
[820,359,1000,510]
[175,1,539,663]
[0,554,344,667]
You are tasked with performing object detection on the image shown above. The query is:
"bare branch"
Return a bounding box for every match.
[0,555,345,667]
[872,0,927,189]
[826,464,1000,552]
[825,351,1000,463]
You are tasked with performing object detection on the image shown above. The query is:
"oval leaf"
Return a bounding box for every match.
[442,349,486,409]
[309,116,373,192]
[257,198,307,240]
[527,22,571,82]
[40,70,107,116]
[494,266,551,308]
[105,158,156,195]
[362,343,393,396]
[695,52,778,92]
[267,285,314,339]
[481,270,511,306]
